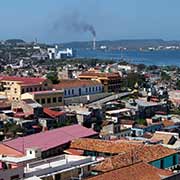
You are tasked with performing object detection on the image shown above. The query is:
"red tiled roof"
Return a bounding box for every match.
[70,138,176,162]
[79,71,121,78]
[30,90,63,95]
[70,138,139,154]
[4,125,98,153]
[43,108,65,118]
[162,120,175,127]
[135,145,176,162]
[64,148,84,156]
[87,162,173,180]
[0,76,47,85]
[93,152,141,172]
[53,79,102,89]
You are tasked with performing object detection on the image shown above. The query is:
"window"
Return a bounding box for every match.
[30,88,33,92]
[89,87,91,93]
[34,87,37,91]
[26,88,29,92]
[53,97,57,103]
[21,88,25,94]
[96,86,98,91]
[41,98,45,104]
[78,168,81,174]
[14,88,17,93]
[29,150,32,154]
[55,174,61,180]
[99,87,101,91]
[68,89,71,95]
[64,90,67,96]
[36,99,40,103]
[72,89,74,95]
[47,98,51,104]
[86,88,88,93]
[88,165,91,171]
[92,87,95,92]
[58,97,62,102]
[39,87,42,91]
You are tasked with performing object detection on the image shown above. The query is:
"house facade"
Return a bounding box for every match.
[53,79,103,98]
[150,154,178,170]
[79,71,121,93]
[21,90,64,108]
[0,76,52,101]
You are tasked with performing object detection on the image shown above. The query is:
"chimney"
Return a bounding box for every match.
[93,36,96,50]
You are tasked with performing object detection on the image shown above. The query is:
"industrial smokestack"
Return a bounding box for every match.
[93,36,96,50]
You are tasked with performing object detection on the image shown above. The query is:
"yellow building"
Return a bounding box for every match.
[79,71,121,93]
[0,76,52,101]
[21,90,64,108]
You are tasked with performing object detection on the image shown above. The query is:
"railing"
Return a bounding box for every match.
[29,155,66,168]
[25,156,93,178]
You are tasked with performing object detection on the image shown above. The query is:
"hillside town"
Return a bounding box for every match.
[0,40,179,179]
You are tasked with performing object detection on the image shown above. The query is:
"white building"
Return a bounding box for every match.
[0,148,41,180]
[118,65,132,71]
[53,79,103,98]
[0,151,101,180]
[24,154,100,179]
[48,46,74,60]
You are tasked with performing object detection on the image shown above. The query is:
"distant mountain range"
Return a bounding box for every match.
[3,39,180,50]
[61,39,180,49]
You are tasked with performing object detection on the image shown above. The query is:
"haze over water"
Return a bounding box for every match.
[77,49,180,66]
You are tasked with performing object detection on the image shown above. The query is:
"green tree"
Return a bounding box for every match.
[121,73,145,89]
[4,122,24,138]
[46,71,60,84]
[161,71,171,81]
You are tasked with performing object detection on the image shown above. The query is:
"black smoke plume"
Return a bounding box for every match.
[54,12,96,37]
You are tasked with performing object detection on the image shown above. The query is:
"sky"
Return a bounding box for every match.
[0,0,180,43]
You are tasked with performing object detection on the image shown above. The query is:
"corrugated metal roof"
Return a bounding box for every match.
[4,125,98,153]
